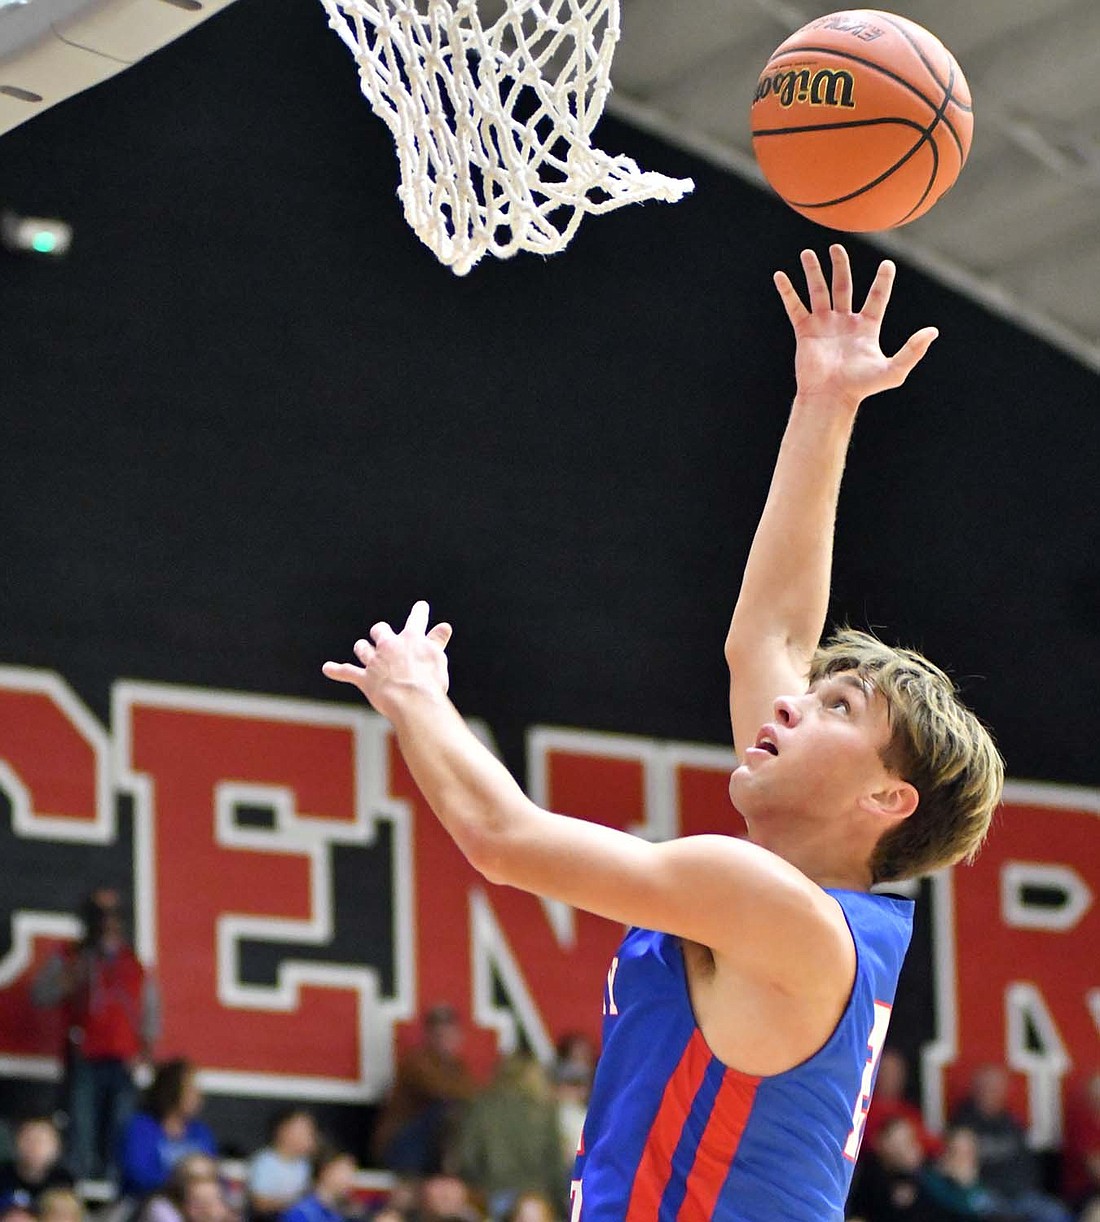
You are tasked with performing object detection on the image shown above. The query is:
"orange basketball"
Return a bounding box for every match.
[750,9,973,231]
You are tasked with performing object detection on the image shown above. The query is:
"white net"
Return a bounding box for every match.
[317,0,695,274]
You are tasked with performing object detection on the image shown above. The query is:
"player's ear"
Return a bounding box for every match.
[860,780,918,823]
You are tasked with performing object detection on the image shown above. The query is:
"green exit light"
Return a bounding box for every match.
[31,231,58,253]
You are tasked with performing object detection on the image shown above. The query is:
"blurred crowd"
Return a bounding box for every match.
[845,1051,1100,1222]
[2,889,1097,1222]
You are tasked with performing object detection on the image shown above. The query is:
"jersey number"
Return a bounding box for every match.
[569,1179,583,1222]
[843,1000,892,1161]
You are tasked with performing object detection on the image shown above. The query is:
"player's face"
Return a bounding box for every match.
[728,672,899,825]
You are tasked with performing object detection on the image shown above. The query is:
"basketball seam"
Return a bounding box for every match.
[761,44,965,161]
[772,66,952,216]
[875,13,973,115]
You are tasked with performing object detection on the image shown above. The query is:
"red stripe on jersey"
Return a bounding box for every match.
[625,1030,712,1221]
[679,1066,761,1219]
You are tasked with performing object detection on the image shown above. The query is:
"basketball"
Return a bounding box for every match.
[750,10,973,232]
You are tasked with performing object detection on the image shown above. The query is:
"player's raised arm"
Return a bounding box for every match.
[724,245,938,760]
[324,604,842,987]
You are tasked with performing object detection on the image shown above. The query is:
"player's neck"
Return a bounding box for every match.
[748,820,874,892]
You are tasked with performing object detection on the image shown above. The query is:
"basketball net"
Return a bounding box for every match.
[317,0,695,274]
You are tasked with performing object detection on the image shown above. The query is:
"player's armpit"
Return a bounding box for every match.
[475,814,852,990]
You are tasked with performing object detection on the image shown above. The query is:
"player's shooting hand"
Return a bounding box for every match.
[323,601,453,719]
[774,244,938,411]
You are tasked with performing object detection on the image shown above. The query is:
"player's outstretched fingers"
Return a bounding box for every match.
[860,259,896,323]
[889,327,939,382]
[829,244,853,314]
[428,622,453,649]
[322,660,366,684]
[773,271,809,328]
[354,637,377,664]
[369,621,395,645]
[800,248,831,313]
[404,601,431,636]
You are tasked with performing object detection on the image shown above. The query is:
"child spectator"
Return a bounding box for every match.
[138,1154,219,1222]
[503,1194,556,1222]
[919,1127,1000,1217]
[37,1188,85,1222]
[118,1059,217,1197]
[180,1177,233,1222]
[417,1175,481,1222]
[0,1118,73,1204]
[247,1110,318,1222]
[280,1149,357,1222]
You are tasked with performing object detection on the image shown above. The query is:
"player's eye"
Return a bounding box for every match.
[829,696,851,713]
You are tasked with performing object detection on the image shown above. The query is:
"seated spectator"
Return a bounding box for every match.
[865,1050,943,1159]
[1063,1072,1100,1214]
[371,1006,476,1176]
[280,1148,357,1222]
[919,1127,1001,1218]
[457,1053,563,1220]
[846,1115,954,1221]
[247,1109,318,1222]
[118,1059,217,1197]
[503,1194,555,1222]
[951,1065,1071,1222]
[138,1154,219,1222]
[0,1194,37,1222]
[38,1189,85,1222]
[179,1176,233,1222]
[0,1117,74,1204]
[417,1175,481,1222]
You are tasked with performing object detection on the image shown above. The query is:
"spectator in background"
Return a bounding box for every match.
[247,1109,318,1222]
[280,1148,358,1222]
[138,1154,219,1222]
[179,1176,233,1222]
[866,1050,943,1159]
[371,1006,476,1176]
[951,1065,1071,1222]
[846,1115,953,1221]
[503,1195,555,1222]
[118,1059,216,1198]
[37,1189,85,1222]
[32,888,160,1181]
[0,1195,37,1222]
[919,1127,1002,1218]
[416,1175,481,1222]
[1063,1072,1100,1215]
[457,1052,564,1219]
[0,1117,74,1203]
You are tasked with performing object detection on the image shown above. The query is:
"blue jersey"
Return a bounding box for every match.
[571,888,914,1221]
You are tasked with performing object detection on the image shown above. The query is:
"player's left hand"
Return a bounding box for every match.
[775,243,939,411]
[323,601,453,718]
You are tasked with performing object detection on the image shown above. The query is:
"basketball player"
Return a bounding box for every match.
[324,245,1003,1220]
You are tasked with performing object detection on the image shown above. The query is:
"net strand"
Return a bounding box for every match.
[318,0,695,273]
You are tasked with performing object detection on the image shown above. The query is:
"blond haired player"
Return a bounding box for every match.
[324,245,1003,1220]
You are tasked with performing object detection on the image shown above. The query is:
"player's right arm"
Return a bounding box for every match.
[725,246,937,759]
[324,605,846,991]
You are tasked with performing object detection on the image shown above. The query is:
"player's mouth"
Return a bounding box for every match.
[746,725,780,758]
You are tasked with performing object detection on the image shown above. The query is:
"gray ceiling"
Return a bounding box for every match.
[1,0,1097,371]
[606,0,1100,372]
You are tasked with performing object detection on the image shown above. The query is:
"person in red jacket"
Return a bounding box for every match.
[33,887,160,1181]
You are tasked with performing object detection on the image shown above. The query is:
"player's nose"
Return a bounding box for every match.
[774,695,801,727]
